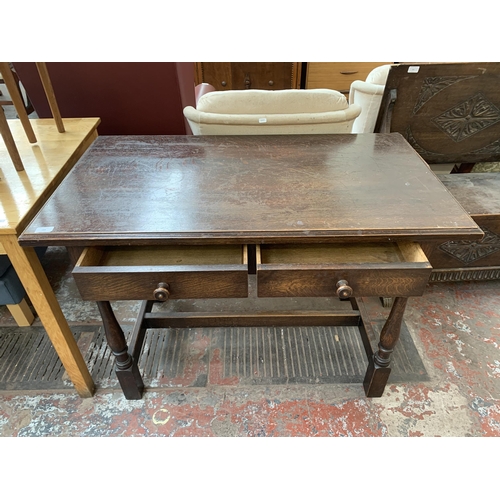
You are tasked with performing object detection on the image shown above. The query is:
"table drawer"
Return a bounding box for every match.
[73,245,249,301]
[256,242,432,298]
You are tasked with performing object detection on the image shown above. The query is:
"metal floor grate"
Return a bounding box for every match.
[0,327,70,390]
[215,322,428,385]
[217,326,366,384]
[0,322,428,392]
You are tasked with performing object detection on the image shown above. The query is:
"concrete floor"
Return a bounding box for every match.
[1,244,500,437]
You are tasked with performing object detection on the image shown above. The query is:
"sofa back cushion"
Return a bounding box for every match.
[196,89,348,115]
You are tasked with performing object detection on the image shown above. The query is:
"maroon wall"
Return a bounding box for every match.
[13,62,196,135]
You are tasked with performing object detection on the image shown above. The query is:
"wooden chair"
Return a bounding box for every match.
[0,62,65,171]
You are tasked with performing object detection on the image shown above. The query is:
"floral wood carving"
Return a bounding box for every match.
[468,138,500,157]
[413,75,476,114]
[432,92,500,142]
[439,227,500,264]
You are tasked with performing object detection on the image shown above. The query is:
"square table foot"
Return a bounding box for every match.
[115,363,144,400]
[363,358,391,397]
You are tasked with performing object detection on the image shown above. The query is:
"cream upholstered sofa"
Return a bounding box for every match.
[183,88,361,135]
[349,64,392,133]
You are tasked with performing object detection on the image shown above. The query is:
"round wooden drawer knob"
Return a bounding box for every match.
[336,280,353,299]
[154,282,170,301]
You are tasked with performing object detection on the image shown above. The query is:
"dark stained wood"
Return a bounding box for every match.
[422,173,500,279]
[74,268,249,301]
[363,296,408,397]
[143,310,362,329]
[196,62,301,91]
[256,242,432,298]
[375,63,500,164]
[350,297,375,359]
[66,246,85,267]
[257,267,431,298]
[73,244,249,301]
[128,300,154,361]
[19,134,482,248]
[438,173,500,216]
[18,134,485,399]
[96,301,144,399]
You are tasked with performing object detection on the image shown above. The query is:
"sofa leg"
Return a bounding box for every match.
[7,298,35,326]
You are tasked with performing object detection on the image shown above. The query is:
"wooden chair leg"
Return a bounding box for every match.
[7,298,35,326]
[0,62,37,143]
[0,106,24,171]
[35,62,65,133]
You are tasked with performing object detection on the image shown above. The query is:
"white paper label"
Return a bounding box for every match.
[259,117,267,123]
[408,66,420,73]
[35,226,54,233]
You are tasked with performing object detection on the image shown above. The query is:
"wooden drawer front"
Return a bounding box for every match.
[257,242,432,298]
[73,245,248,301]
[306,62,390,93]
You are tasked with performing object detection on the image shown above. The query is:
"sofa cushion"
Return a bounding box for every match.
[196,89,348,115]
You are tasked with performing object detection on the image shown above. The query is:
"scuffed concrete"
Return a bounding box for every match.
[1,378,497,437]
[1,251,500,436]
[376,383,474,437]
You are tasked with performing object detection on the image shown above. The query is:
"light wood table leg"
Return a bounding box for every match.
[2,234,95,397]
[7,298,35,326]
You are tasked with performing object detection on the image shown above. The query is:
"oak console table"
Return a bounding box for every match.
[19,134,483,399]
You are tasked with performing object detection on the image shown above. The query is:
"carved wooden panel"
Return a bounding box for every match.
[375,63,500,163]
[422,173,500,274]
[439,227,500,264]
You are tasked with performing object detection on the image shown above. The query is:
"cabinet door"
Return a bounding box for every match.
[196,63,232,90]
[196,63,301,90]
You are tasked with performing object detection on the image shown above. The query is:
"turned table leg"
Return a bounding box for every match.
[97,301,144,399]
[363,296,408,397]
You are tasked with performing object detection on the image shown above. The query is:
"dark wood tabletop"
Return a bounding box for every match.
[20,133,483,247]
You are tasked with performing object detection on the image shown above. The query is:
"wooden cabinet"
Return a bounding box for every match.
[195,62,302,91]
[305,62,390,95]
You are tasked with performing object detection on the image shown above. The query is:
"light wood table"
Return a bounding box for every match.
[1,117,100,397]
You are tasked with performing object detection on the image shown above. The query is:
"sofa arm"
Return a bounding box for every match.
[349,80,385,133]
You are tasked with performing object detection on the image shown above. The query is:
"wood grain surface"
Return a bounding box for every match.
[19,133,483,247]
